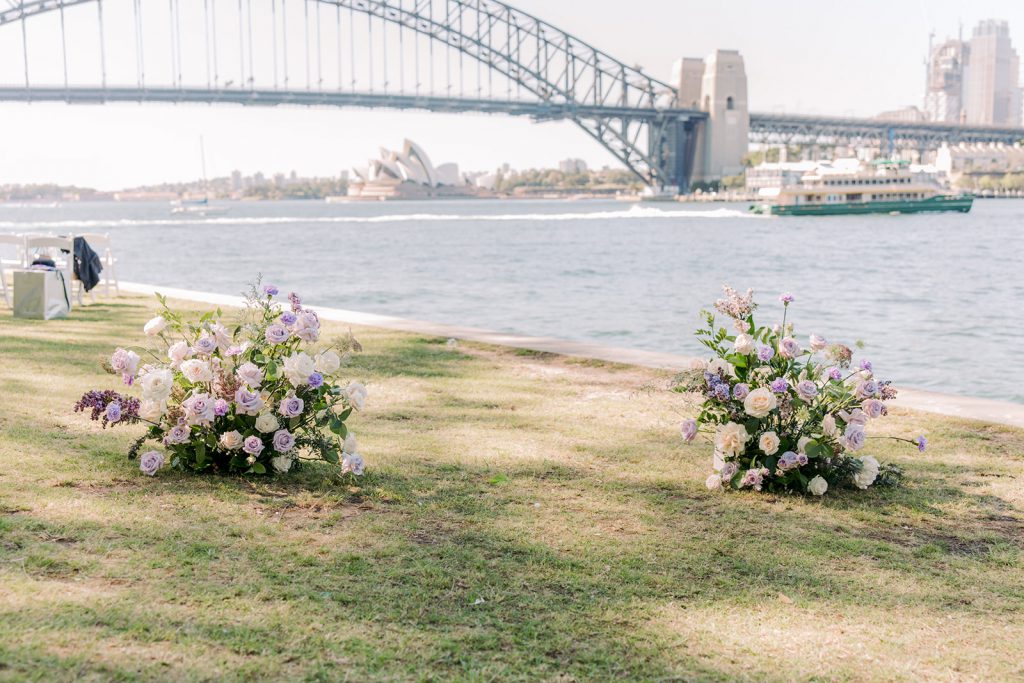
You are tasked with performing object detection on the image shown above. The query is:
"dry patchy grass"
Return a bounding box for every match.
[0,295,1022,681]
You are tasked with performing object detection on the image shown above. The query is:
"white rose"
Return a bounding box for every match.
[853,455,880,489]
[808,475,828,496]
[167,341,194,368]
[822,414,837,436]
[714,422,749,457]
[255,412,280,434]
[743,387,777,418]
[797,436,812,454]
[140,368,174,402]
[733,334,756,355]
[315,349,342,375]
[218,430,244,450]
[342,432,358,455]
[707,358,735,378]
[705,473,723,491]
[345,381,368,410]
[179,359,213,383]
[144,315,167,336]
[282,351,316,388]
[236,362,263,388]
[758,431,780,456]
[271,455,294,473]
[139,399,167,422]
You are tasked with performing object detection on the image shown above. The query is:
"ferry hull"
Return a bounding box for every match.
[765,194,973,216]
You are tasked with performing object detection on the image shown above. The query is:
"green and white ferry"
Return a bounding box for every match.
[751,161,973,216]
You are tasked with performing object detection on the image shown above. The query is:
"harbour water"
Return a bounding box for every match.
[2,198,1022,404]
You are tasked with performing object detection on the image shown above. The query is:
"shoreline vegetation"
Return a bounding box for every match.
[1,294,1022,680]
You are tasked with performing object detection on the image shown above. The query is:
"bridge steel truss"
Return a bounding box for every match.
[0,0,706,192]
[750,112,1024,152]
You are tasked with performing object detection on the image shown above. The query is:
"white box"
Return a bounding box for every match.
[13,269,71,320]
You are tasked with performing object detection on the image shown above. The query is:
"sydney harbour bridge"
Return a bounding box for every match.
[2,0,1023,193]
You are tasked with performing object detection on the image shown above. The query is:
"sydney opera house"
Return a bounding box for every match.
[347,139,476,199]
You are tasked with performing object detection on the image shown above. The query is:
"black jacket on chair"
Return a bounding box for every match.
[71,237,103,292]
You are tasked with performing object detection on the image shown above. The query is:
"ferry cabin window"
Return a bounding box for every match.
[726,96,735,110]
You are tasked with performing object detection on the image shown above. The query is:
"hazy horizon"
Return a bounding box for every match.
[2,0,1023,190]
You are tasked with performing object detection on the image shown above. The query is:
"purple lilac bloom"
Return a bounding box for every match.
[288,292,302,312]
[74,390,140,428]
[779,293,795,304]
[243,436,265,456]
[279,311,298,326]
[732,383,750,400]
[307,372,324,389]
[860,359,873,372]
[105,401,122,423]
[714,383,731,400]
[917,436,927,452]
[828,367,843,381]
[770,377,789,393]
[214,399,230,417]
[265,324,290,345]
[680,418,698,442]
[757,345,775,362]
[262,284,279,297]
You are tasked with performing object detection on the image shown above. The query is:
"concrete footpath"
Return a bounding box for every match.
[120,281,1024,430]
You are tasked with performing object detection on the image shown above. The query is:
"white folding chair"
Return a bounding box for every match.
[0,234,24,306]
[24,235,82,306]
[78,232,119,296]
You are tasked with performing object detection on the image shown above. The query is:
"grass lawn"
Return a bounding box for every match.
[1,295,1022,682]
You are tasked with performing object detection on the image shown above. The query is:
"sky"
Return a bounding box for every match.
[1,0,1024,189]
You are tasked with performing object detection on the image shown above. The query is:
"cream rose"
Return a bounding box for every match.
[707,358,735,378]
[714,422,749,457]
[821,414,837,436]
[140,368,174,402]
[758,431,780,455]
[255,412,280,434]
[315,349,342,375]
[853,455,879,489]
[733,333,756,355]
[743,387,777,418]
[167,341,193,368]
[139,399,167,422]
[179,359,213,384]
[705,473,723,491]
[808,475,828,496]
[797,436,812,454]
[271,455,294,473]
[218,430,244,450]
[282,351,316,388]
[144,315,167,336]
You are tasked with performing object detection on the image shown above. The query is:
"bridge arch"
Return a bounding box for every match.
[0,0,706,191]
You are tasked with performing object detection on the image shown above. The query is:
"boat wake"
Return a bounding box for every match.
[0,204,755,231]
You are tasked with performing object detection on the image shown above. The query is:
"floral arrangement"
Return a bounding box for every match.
[74,283,367,478]
[676,286,925,496]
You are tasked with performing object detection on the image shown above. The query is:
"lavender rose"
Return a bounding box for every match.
[828,367,843,381]
[278,395,304,418]
[342,453,365,476]
[110,347,141,384]
[778,337,801,359]
[265,324,291,345]
[163,424,190,445]
[861,398,884,419]
[105,401,122,423]
[732,383,750,400]
[279,311,297,326]
[809,333,828,351]
[139,450,164,476]
[757,345,775,362]
[182,392,216,426]
[243,436,265,456]
[236,362,263,388]
[307,372,324,389]
[272,429,295,453]
[214,398,230,417]
[795,380,818,402]
[234,387,265,416]
[856,379,879,399]
[192,334,218,355]
[680,418,698,442]
[770,377,789,394]
[843,424,866,451]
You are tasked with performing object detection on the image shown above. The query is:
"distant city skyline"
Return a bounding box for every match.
[2,0,1024,189]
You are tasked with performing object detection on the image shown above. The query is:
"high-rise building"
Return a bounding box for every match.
[963,20,1021,126]
[924,38,967,123]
